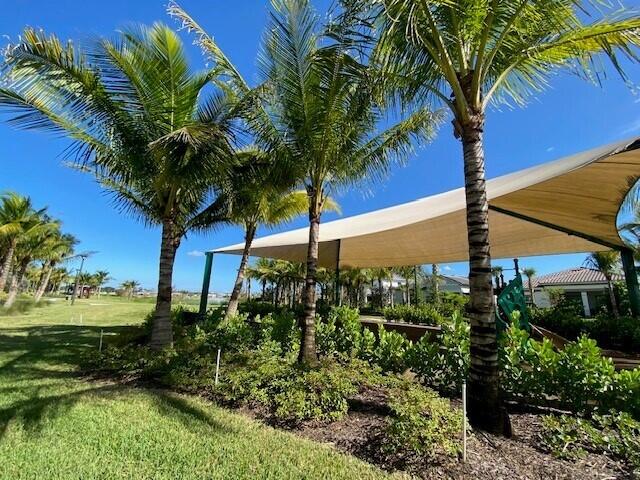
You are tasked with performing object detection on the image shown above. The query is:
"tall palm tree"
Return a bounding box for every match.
[34,233,77,302]
[371,267,393,308]
[170,0,438,364]
[585,251,621,318]
[522,267,537,307]
[0,25,237,348]
[431,264,440,304]
[394,265,415,305]
[0,193,48,292]
[342,0,640,433]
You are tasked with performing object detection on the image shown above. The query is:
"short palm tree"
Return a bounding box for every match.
[0,25,236,348]
[522,267,537,307]
[93,270,111,298]
[585,251,621,318]
[341,0,640,433]
[0,193,48,291]
[4,219,60,308]
[34,233,77,302]
[121,280,140,300]
[393,266,415,305]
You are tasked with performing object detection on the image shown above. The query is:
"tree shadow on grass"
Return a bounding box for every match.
[0,324,232,441]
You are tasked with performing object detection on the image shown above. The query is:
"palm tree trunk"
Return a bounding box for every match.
[150,220,180,350]
[34,260,54,302]
[4,260,28,309]
[607,278,619,318]
[0,238,17,292]
[225,225,256,319]
[460,115,511,436]
[299,192,321,364]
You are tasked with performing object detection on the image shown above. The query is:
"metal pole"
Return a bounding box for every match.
[199,252,214,316]
[462,382,467,463]
[621,248,640,317]
[70,255,86,306]
[334,240,341,306]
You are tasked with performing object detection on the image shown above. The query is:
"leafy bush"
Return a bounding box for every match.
[500,324,640,417]
[0,295,51,315]
[260,311,300,353]
[316,306,375,359]
[383,304,444,325]
[386,383,462,458]
[438,292,469,316]
[540,412,640,474]
[532,297,640,353]
[373,325,412,373]
[239,301,279,318]
[408,311,469,394]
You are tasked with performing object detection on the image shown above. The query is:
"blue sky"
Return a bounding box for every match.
[2,0,640,292]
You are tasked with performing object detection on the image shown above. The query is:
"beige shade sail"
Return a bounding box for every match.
[214,137,640,268]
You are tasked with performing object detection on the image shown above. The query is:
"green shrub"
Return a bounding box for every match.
[373,325,411,373]
[438,292,469,316]
[260,311,299,353]
[316,306,375,360]
[540,412,640,474]
[386,383,462,458]
[271,360,359,422]
[383,304,444,325]
[408,311,469,394]
[500,324,640,417]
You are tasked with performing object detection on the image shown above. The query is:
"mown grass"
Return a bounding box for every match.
[0,297,403,479]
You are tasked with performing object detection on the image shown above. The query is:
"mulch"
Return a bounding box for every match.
[249,386,632,480]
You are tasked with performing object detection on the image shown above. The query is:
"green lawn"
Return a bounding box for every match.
[0,298,403,479]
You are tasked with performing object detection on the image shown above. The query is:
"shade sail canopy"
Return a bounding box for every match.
[214,137,640,268]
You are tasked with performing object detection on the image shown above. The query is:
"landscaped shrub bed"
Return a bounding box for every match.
[532,298,640,353]
[86,304,640,475]
[382,293,468,325]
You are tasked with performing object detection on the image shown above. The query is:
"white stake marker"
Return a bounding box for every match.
[214,348,221,386]
[462,381,467,463]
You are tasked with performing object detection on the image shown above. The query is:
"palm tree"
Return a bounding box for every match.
[431,264,440,304]
[0,193,48,292]
[394,266,415,305]
[34,233,77,302]
[492,266,504,290]
[342,0,640,433]
[585,251,621,318]
[121,280,140,300]
[370,267,393,308]
[4,219,60,309]
[522,267,537,307]
[0,25,237,349]
[93,270,111,298]
[223,150,339,318]
[170,0,438,364]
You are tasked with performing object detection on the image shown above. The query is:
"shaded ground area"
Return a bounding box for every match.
[0,300,400,480]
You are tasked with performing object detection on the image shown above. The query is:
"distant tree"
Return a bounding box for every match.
[522,267,537,306]
[585,251,621,318]
[93,270,111,298]
[0,193,49,292]
[120,280,140,300]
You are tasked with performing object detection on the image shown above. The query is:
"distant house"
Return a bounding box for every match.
[526,267,623,317]
[423,274,470,297]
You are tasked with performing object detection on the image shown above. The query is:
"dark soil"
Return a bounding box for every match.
[287,388,631,480]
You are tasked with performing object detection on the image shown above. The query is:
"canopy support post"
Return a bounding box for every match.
[621,248,640,318]
[334,240,341,306]
[199,252,214,316]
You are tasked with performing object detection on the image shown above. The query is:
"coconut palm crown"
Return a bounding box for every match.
[0,24,239,348]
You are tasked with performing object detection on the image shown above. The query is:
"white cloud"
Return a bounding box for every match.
[187,250,205,257]
[546,146,555,152]
[620,118,640,136]
[443,265,452,271]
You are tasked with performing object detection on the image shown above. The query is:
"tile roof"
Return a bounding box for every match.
[527,267,624,288]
